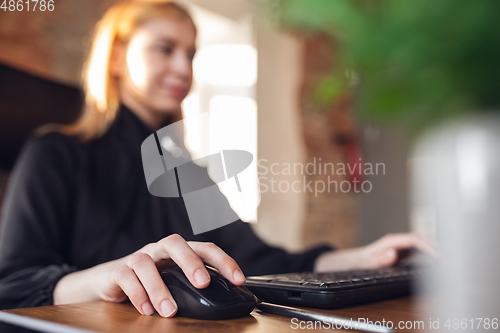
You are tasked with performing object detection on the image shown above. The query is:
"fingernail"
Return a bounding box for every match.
[194,269,210,286]
[160,299,176,317]
[141,301,154,316]
[233,270,245,283]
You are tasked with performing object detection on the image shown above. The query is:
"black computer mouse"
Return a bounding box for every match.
[160,264,257,320]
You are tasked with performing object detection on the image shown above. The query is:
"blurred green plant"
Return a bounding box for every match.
[273,0,500,132]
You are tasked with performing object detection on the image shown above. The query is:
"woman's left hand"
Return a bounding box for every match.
[313,233,439,272]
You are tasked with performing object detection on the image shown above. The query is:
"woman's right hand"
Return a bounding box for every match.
[53,234,246,317]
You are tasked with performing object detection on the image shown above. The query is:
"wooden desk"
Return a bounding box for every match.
[3,296,435,332]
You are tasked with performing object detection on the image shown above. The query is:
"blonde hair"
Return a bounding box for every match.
[53,0,195,141]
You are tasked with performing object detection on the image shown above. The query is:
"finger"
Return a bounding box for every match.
[127,253,177,318]
[153,234,211,289]
[136,243,174,270]
[114,266,155,316]
[375,248,399,268]
[381,233,440,257]
[188,241,246,285]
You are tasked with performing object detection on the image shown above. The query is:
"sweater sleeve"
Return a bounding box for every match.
[0,133,78,310]
[201,220,334,276]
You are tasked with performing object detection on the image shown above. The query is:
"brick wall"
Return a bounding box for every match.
[299,34,358,250]
[0,0,116,85]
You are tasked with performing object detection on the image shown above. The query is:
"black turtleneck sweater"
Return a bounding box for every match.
[0,105,333,310]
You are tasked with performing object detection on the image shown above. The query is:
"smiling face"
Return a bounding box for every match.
[112,17,196,129]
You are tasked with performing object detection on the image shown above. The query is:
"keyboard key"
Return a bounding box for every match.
[336,280,351,286]
[349,278,363,285]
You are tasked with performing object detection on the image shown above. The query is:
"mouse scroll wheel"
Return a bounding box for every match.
[215,277,232,291]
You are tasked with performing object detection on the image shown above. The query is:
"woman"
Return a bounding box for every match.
[0,0,437,318]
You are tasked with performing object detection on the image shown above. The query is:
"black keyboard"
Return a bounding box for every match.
[244,265,425,309]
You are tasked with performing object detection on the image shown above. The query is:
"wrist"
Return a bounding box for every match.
[53,266,101,305]
[313,247,368,272]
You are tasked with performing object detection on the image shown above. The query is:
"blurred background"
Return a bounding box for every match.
[0,0,415,253]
